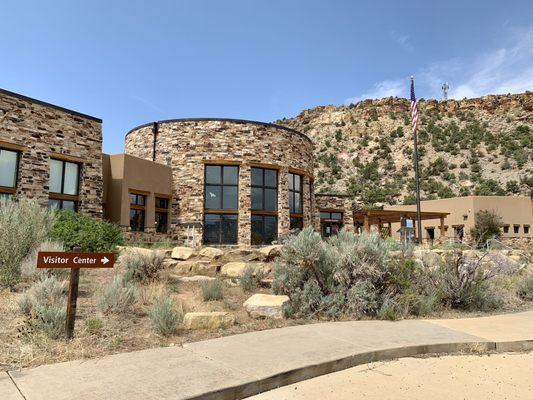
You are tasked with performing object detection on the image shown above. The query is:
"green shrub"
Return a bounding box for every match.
[17,275,67,338]
[97,275,137,314]
[21,241,68,281]
[50,210,123,252]
[201,279,224,301]
[470,210,502,247]
[239,266,266,292]
[0,198,55,288]
[149,293,183,336]
[121,249,166,283]
[85,317,104,335]
[517,273,533,301]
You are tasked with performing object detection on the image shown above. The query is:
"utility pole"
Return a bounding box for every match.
[441,82,449,101]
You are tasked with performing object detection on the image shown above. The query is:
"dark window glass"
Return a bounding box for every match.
[320,211,343,221]
[130,193,145,206]
[203,214,238,245]
[320,212,330,219]
[155,212,168,233]
[524,226,530,234]
[290,216,303,231]
[48,198,78,212]
[204,165,239,210]
[503,226,509,233]
[0,149,19,188]
[288,173,303,215]
[251,215,278,245]
[251,168,277,212]
[49,159,79,195]
[155,197,169,209]
[331,212,342,220]
[130,209,145,232]
[514,225,520,234]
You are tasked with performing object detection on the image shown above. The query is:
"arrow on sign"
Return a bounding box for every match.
[101,257,110,265]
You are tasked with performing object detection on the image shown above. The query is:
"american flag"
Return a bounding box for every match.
[410,77,418,134]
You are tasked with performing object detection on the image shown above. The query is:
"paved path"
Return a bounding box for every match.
[2,311,532,400]
[249,352,533,400]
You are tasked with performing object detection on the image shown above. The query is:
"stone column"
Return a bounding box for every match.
[303,175,313,228]
[238,162,251,247]
[343,198,355,232]
[278,167,290,237]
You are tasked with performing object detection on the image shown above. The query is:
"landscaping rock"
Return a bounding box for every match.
[191,261,220,276]
[183,312,235,330]
[179,275,216,283]
[221,262,248,278]
[199,247,224,259]
[244,294,290,319]
[413,249,443,267]
[162,258,179,269]
[259,245,283,261]
[171,246,194,260]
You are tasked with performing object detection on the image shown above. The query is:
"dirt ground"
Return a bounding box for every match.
[249,351,533,400]
[1,258,531,372]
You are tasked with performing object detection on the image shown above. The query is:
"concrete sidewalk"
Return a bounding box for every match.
[3,311,532,400]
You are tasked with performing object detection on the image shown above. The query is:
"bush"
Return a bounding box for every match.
[239,266,266,292]
[121,249,166,283]
[97,275,137,314]
[21,241,68,281]
[149,293,183,336]
[17,276,67,338]
[201,279,224,301]
[0,198,55,289]
[517,273,533,301]
[470,210,502,247]
[50,210,123,252]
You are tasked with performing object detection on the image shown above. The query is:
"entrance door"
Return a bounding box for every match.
[426,227,435,243]
[320,211,343,238]
[454,225,464,242]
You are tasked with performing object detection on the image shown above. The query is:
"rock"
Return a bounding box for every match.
[244,294,290,319]
[190,261,220,276]
[179,275,216,283]
[259,245,283,261]
[171,246,194,260]
[119,246,157,257]
[183,312,235,330]
[199,247,224,259]
[221,262,248,278]
[162,258,179,268]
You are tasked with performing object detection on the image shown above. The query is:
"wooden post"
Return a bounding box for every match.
[363,214,370,233]
[388,222,392,238]
[440,216,446,239]
[65,246,81,339]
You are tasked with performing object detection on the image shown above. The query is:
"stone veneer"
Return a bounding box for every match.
[125,119,314,245]
[315,194,355,232]
[0,89,103,216]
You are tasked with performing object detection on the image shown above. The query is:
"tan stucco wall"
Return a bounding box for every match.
[385,196,533,241]
[102,153,172,240]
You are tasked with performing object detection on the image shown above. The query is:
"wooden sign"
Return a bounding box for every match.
[37,252,115,269]
[37,250,116,339]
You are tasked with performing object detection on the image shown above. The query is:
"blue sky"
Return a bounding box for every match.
[1,1,532,153]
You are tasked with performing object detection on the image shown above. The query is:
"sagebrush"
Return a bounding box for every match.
[97,275,137,314]
[121,249,166,283]
[149,293,183,336]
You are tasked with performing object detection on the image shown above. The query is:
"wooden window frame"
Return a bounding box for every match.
[319,210,343,222]
[0,147,21,195]
[49,158,81,210]
[289,172,304,229]
[129,191,147,232]
[251,167,279,245]
[155,195,170,234]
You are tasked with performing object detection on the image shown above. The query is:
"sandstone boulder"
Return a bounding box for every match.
[183,312,235,330]
[171,246,195,260]
[191,261,220,276]
[199,247,224,259]
[259,245,283,261]
[179,275,216,283]
[413,249,443,267]
[221,262,248,278]
[244,294,290,319]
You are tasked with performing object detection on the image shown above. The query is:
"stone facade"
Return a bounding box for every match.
[315,194,355,232]
[125,119,314,245]
[0,89,103,216]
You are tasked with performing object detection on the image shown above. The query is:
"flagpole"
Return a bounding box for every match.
[410,76,423,244]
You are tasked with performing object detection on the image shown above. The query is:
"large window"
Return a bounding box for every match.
[251,167,278,245]
[204,165,239,244]
[320,211,343,237]
[48,158,80,211]
[155,196,169,233]
[129,192,146,232]
[289,172,303,231]
[0,148,19,198]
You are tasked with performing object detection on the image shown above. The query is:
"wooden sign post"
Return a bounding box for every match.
[37,249,115,339]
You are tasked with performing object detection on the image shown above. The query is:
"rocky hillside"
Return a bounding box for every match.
[277,93,533,206]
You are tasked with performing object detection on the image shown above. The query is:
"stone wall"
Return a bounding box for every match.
[125,119,314,245]
[0,89,103,217]
[315,194,355,232]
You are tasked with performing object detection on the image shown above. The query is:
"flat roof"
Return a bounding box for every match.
[0,88,102,123]
[125,118,311,143]
[354,209,450,224]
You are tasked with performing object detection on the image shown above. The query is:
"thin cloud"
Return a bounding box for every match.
[130,93,164,113]
[346,26,533,103]
[391,31,413,52]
